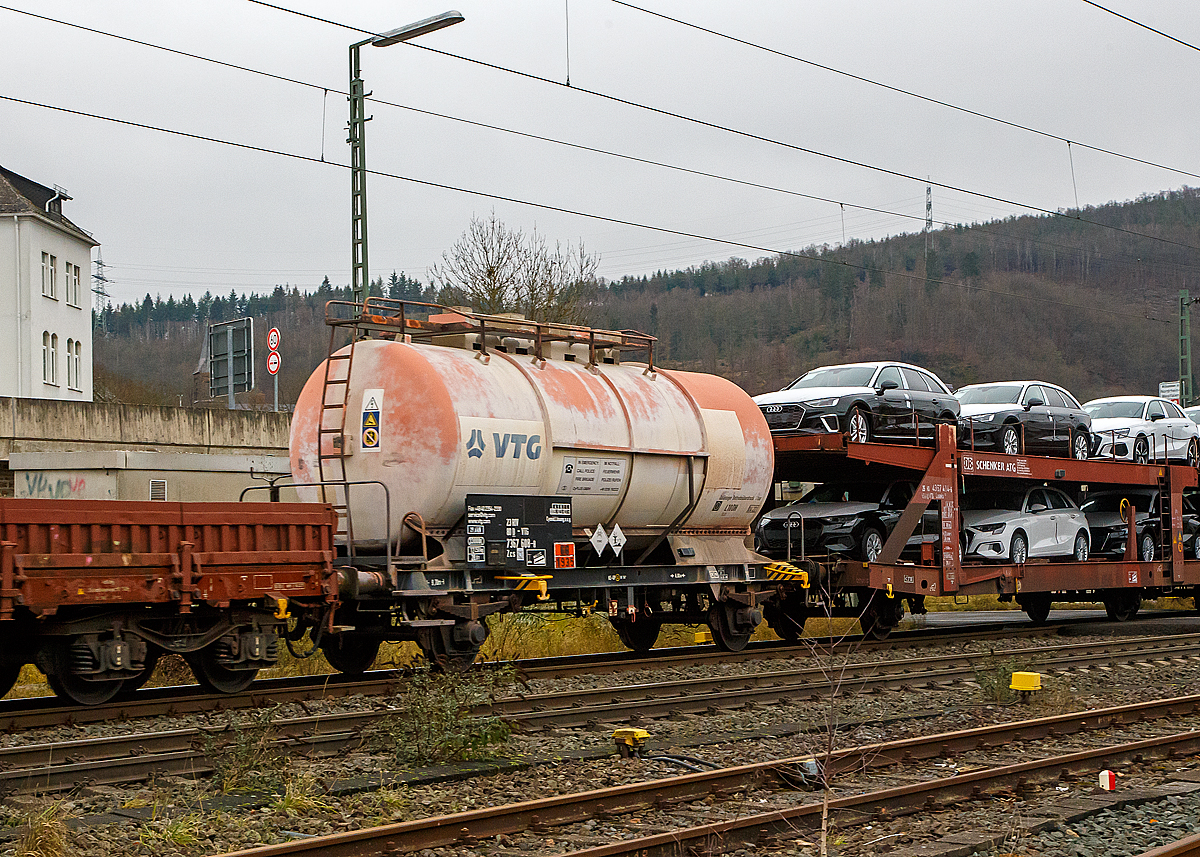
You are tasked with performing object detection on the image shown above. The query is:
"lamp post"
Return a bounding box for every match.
[349,10,464,306]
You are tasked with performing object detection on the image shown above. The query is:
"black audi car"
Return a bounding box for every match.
[753,480,939,561]
[955,380,1091,459]
[1079,489,1200,560]
[753,361,959,444]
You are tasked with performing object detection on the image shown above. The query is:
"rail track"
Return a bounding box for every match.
[5,632,1200,795]
[0,612,1144,731]
[204,695,1200,857]
[1143,834,1200,857]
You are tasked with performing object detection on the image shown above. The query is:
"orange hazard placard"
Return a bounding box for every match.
[554,542,576,569]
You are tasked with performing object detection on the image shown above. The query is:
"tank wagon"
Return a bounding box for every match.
[286,299,792,667]
[0,301,801,705]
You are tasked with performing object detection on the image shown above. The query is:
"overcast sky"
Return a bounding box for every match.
[3,0,1198,307]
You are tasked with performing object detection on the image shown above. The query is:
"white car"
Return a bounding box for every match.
[1082,396,1200,465]
[962,487,1090,563]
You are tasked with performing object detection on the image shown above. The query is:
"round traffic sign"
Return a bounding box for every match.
[267,350,281,376]
[267,327,280,351]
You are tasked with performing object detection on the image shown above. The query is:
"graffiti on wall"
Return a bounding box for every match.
[23,473,87,499]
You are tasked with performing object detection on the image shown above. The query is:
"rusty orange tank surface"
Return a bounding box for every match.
[290,337,774,548]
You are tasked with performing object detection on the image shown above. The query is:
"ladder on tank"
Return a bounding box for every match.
[317,319,359,557]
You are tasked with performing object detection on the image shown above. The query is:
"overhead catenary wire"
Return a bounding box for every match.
[611,0,1200,183]
[0,92,1175,326]
[238,0,1200,257]
[6,3,1200,283]
[1080,0,1200,53]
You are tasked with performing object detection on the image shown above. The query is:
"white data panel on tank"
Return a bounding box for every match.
[555,456,628,495]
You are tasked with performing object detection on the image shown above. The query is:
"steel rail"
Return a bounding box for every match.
[516,618,1071,679]
[1138,833,1200,857]
[496,636,1200,728]
[0,673,404,731]
[4,634,1198,792]
[207,696,1200,857]
[0,718,364,793]
[0,619,1079,731]
[552,729,1200,857]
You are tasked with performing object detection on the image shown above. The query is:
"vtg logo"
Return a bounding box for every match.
[465,430,543,460]
[466,429,486,459]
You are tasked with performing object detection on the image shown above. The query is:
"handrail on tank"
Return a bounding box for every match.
[322,298,657,368]
[240,479,396,584]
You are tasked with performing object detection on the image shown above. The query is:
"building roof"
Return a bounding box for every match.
[0,165,98,247]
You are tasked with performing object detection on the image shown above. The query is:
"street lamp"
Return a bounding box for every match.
[349,11,465,305]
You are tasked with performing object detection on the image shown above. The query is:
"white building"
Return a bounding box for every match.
[0,165,96,401]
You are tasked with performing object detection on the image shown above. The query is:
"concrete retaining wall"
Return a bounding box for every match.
[10,451,299,503]
[0,397,291,456]
[0,399,295,501]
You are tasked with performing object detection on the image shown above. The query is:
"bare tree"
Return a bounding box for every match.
[433,212,599,325]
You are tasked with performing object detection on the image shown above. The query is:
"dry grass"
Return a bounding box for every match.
[16,587,1123,701]
[924,595,1022,612]
[13,802,70,857]
[0,612,866,701]
[5,664,51,700]
[272,769,333,817]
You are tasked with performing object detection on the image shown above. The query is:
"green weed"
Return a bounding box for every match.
[973,654,1033,703]
[139,814,203,847]
[202,706,287,793]
[272,770,333,817]
[366,665,514,765]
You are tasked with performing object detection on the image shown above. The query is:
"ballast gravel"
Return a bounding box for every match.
[3,619,1200,856]
[999,792,1200,857]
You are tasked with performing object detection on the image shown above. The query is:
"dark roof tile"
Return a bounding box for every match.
[0,165,98,246]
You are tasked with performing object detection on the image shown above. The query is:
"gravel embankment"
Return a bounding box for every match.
[2,622,1200,856]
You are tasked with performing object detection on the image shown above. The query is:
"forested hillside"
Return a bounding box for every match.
[94,188,1200,406]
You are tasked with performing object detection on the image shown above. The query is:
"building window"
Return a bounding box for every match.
[41,253,57,299]
[66,264,81,306]
[72,341,82,390]
[43,332,58,385]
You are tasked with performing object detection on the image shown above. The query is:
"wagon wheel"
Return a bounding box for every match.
[417,625,483,671]
[45,638,128,705]
[186,645,258,694]
[765,598,808,642]
[121,650,161,693]
[612,617,662,652]
[1020,593,1052,625]
[322,634,382,674]
[47,671,127,706]
[859,592,901,640]
[707,603,754,652]
[1104,591,1141,622]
